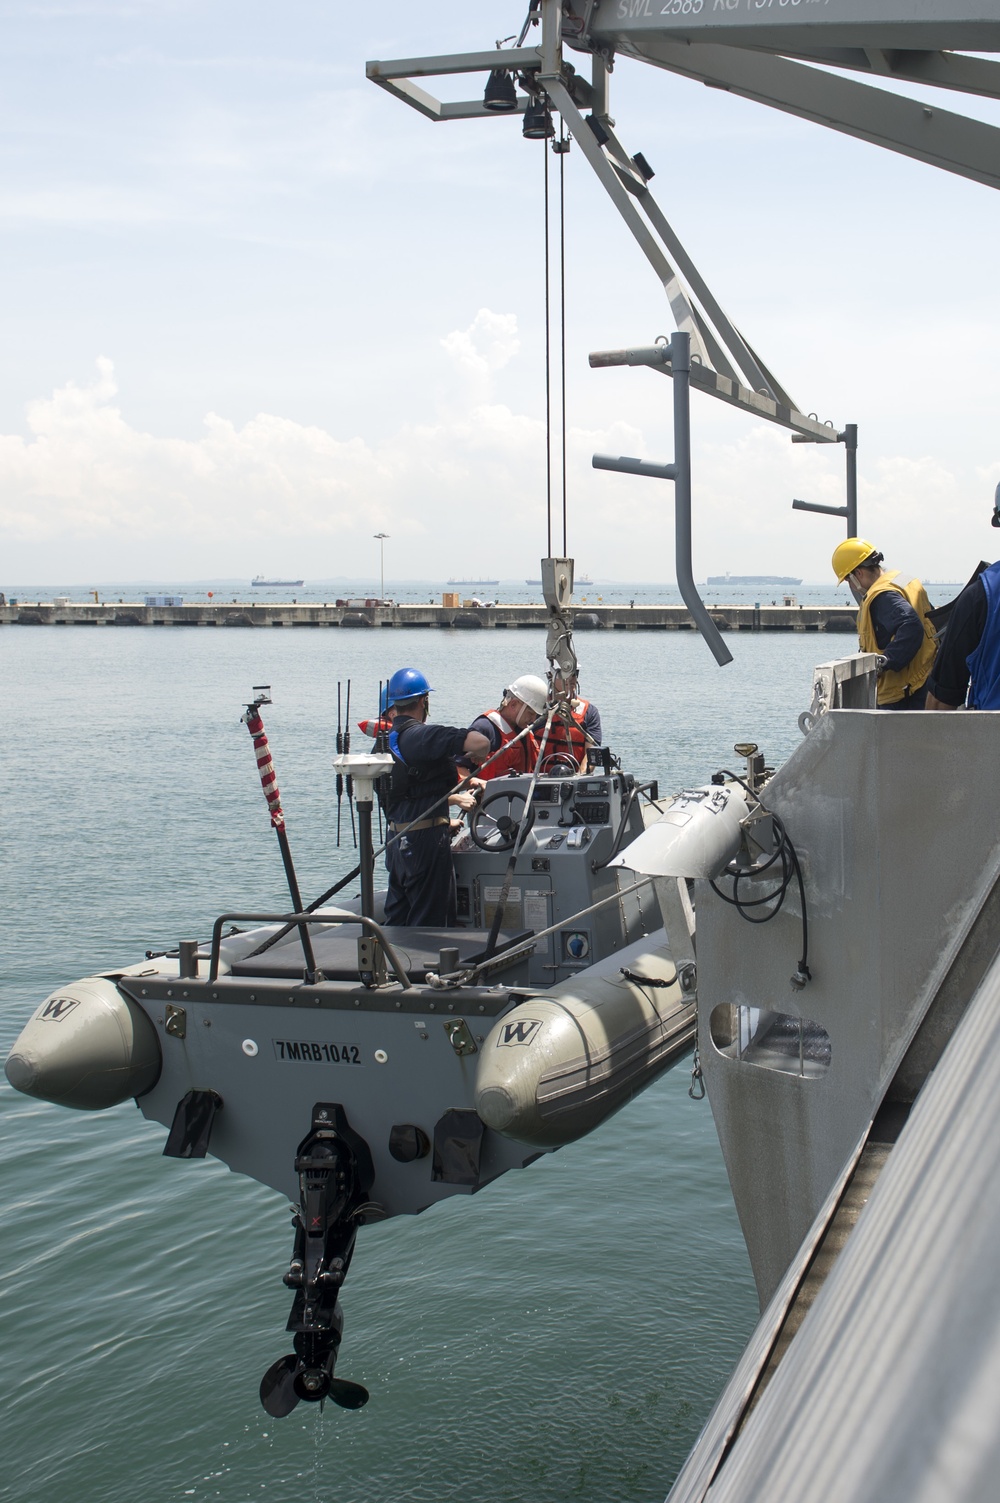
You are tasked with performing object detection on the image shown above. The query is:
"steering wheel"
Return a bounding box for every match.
[469,788,536,852]
[539,752,579,778]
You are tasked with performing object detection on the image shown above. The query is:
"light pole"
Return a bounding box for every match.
[374,533,389,601]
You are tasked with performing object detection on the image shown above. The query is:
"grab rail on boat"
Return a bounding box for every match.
[207,911,413,988]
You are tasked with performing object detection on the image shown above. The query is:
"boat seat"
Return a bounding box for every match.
[230,925,534,983]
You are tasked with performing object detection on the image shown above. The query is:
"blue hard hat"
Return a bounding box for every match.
[386,667,434,706]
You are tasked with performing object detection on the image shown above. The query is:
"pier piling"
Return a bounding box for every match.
[0,601,856,633]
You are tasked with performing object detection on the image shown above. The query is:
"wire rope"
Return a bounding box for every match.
[543,135,553,558]
[559,118,568,557]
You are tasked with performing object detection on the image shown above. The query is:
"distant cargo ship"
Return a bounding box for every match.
[252,576,304,587]
[447,577,498,587]
[706,574,801,587]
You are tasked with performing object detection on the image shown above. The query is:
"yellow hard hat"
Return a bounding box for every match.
[831,537,880,583]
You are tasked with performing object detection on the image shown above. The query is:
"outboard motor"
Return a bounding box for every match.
[259,1102,382,1416]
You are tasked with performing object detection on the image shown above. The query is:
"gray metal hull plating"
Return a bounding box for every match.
[123,975,536,1210]
[697,709,1000,1306]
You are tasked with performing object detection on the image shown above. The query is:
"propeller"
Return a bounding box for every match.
[329,1377,370,1410]
[259,1355,370,1416]
[259,1354,303,1418]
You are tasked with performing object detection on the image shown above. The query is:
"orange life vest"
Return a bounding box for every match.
[479,710,539,780]
[540,698,588,768]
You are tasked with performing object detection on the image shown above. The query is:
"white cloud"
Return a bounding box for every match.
[0,317,544,568]
[439,308,519,378]
[2,306,997,585]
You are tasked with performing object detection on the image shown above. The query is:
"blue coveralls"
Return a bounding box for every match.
[384,716,468,928]
[967,562,1000,709]
[925,563,1000,709]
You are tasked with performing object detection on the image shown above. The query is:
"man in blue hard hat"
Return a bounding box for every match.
[383,667,490,927]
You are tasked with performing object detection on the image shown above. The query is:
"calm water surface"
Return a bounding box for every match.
[2,624,829,1503]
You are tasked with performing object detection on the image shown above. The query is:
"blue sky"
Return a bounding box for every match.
[2,1,1000,584]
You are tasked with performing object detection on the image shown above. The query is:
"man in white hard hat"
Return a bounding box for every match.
[461,675,548,781]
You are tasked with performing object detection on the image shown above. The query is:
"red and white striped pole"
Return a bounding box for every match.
[245,705,287,831]
[241,688,318,982]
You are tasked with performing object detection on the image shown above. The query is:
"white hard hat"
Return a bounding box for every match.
[505,674,547,715]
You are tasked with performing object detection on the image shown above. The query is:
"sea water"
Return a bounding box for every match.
[2,623,829,1503]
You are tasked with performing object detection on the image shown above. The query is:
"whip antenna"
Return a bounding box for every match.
[335,681,344,846]
[345,679,357,848]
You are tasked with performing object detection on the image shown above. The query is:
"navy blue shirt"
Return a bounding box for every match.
[387,716,468,822]
[468,712,509,754]
[925,577,988,707]
[868,590,924,674]
[579,700,603,746]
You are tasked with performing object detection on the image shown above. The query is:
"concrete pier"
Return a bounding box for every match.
[0,600,857,633]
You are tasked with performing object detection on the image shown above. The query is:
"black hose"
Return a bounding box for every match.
[707,779,810,979]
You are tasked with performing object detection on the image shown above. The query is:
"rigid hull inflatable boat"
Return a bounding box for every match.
[6,568,703,1415]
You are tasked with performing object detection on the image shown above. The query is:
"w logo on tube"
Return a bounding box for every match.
[40,996,81,1022]
[498,1018,542,1047]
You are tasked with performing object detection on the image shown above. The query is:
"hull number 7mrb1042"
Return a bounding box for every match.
[273,1040,362,1064]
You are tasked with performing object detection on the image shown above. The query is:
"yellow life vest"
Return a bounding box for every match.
[856,571,937,705]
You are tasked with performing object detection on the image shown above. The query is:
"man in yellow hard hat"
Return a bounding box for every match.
[831,539,937,709]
